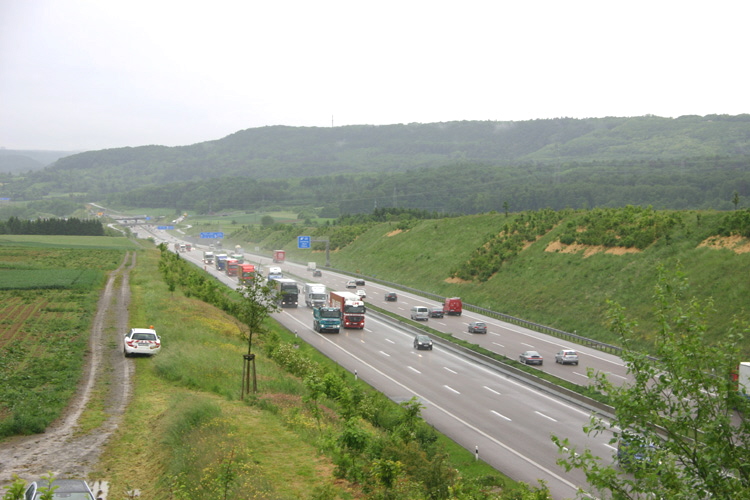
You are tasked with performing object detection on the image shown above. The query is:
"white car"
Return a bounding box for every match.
[356,289,366,299]
[346,280,357,289]
[554,349,579,365]
[124,328,161,357]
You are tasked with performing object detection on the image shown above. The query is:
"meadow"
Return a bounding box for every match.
[0,236,135,436]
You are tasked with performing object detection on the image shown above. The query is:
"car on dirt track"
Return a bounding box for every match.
[467,321,487,334]
[24,478,100,500]
[124,327,161,357]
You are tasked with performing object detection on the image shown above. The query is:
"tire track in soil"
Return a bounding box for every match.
[0,251,136,490]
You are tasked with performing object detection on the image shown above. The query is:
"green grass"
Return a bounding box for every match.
[244,209,750,356]
[0,234,138,250]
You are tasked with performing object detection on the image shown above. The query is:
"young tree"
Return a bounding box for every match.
[552,266,750,499]
[233,275,280,398]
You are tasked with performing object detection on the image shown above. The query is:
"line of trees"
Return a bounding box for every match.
[0,216,104,235]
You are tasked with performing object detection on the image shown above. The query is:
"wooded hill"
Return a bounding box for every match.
[2,115,749,214]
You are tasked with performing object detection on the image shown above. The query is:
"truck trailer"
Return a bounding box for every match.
[329,291,366,329]
[203,251,214,265]
[304,283,327,308]
[225,258,239,277]
[273,250,286,263]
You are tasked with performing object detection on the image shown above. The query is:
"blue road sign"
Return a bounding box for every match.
[200,232,225,239]
[298,236,311,249]
[157,225,175,230]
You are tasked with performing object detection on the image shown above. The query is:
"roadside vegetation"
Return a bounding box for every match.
[218,207,750,355]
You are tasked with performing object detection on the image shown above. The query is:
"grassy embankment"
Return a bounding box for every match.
[220,209,750,355]
[94,244,522,499]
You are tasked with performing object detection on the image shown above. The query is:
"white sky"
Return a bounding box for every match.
[1,0,748,151]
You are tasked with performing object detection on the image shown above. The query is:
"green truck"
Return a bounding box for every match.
[312,306,342,333]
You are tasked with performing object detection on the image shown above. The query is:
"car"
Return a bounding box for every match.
[354,278,366,286]
[467,321,487,333]
[346,280,357,288]
[428,306,444,318]
[356,289,366,299]
[384,291,398,301]
[617,435,658,470]
[312,269,322,277]
[519,350,543,365]
[414,334,433,350]
[24,478,101,500]
[410,306,429,321]
[124,327,161,357]
[555,349,579,365]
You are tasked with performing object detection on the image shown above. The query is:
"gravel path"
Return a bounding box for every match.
[0,251,136,495]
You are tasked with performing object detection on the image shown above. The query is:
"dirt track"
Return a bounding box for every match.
[0,252,135,493]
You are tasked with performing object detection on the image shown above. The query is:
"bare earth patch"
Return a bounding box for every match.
[385,229,403,237]
[545,240,641,258]
[698,235,750,254]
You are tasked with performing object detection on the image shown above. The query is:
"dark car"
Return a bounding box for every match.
[355,278,366,286]
[414,334,433,350]
[312,269,322,277]
[519,350,543,365]
[385,292,398,301]
[428,306,444,318]
[467,321,487,334]
[25,478,100,500]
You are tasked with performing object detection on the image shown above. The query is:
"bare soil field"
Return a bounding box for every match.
[0,252,136,495]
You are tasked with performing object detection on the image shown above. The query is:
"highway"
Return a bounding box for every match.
[141,226,628,499]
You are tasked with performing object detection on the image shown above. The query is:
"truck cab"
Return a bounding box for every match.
[313,307,342,333]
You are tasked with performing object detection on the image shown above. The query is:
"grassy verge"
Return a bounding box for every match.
[92,247,532,499]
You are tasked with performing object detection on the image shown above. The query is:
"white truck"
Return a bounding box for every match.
[304,283,327,308]
[307,262,317,271]
[737,362,750,398]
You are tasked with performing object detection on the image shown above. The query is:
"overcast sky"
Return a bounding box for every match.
[1,0,747,152]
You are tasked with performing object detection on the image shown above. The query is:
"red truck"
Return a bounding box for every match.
[239,263,256,284]
[329,291,366,329]
[444,297,463,316]
[273,250,286,263]
[225,258,239,277]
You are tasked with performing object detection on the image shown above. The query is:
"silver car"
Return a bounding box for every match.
[555,349,579,365]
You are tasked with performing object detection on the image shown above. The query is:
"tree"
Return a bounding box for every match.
[233,276,280,397]
[552,266,750,499]
[733,190,740,210]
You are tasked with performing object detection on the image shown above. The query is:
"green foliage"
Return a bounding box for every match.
[452,209,568,281]
[553,266,750,499]
[557,206,684,250]
[717,207,750,237]
[0,216,104,235]
[0,269,101,290]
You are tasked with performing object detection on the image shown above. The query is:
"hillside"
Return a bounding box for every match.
[223,207,750,356]
[3,115,750,214]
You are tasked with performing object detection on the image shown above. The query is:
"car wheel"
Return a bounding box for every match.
[124,348,129,358]
[429,346,433,350]
[574,362,579,365]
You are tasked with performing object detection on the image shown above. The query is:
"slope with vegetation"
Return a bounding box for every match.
[226,206,750,354]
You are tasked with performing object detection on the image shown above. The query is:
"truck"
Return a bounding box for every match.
[273,250,286,263]
[203,251,215,265]
[444,297,463,316]
[304,283,327,308]
[313,307,342,333]
[179,243,186,252]
[307,262,317,271]
[215,252,228,271]
[273,278,299,308]
[329,291,366,329]
[230,252,244,264]
[225,258,239,277]
[267,266,283,281]
[239,263,257,285]
[185,243,192,252]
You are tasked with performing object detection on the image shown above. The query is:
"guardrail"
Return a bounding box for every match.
[324,266,626,356]
[372,310,616,419]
